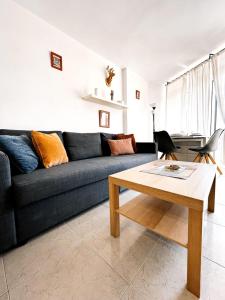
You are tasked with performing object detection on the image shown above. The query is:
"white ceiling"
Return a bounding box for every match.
[13,0,225,83]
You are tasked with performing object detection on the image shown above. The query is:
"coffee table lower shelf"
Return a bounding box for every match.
[117,194,188,248]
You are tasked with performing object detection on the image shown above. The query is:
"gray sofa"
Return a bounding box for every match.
[0,129,157,253]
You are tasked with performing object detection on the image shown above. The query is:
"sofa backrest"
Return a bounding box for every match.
[63,132,103,161]
[0,129,117,165]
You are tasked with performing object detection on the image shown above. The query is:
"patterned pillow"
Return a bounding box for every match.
[0,135,39,173]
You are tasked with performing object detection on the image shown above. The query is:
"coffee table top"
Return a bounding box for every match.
[109,160,216,211]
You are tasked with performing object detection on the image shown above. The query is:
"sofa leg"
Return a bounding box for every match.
[17,239,29,247]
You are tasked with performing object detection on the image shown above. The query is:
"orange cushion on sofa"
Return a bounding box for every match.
[107,138,134,156]
[116,133,137,152]
[31,131,68,168]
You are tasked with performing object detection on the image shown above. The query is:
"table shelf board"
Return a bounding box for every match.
[117,194,188,248]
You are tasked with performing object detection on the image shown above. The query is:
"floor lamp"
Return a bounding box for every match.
[150,103,157,138]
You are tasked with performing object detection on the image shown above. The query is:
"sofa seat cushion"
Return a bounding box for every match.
[12,153,156,208]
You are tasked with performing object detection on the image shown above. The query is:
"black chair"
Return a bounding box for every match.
[154,131,180,160]
[189,128,224,175]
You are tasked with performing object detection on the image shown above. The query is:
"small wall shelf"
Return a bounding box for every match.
[82,94,128,109]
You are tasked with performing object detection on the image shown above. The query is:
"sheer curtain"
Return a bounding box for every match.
[165,61,214,137]
[165,78,183,133]
[211,53,225,163]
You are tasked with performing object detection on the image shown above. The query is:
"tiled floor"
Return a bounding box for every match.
[1,176,225,299]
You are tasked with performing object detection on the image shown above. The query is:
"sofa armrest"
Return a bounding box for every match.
[0,151,12,213]
[136,142,158,154]
[0,152,16,253]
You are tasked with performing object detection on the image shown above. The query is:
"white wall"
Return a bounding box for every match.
[0,0,123,133]
[123,68,152,141]
[1,0,153,142]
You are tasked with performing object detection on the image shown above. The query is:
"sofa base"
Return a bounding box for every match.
[15,179,109,243]
[0,209,17,253]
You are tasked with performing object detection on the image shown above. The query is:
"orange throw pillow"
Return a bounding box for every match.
[108,138,134,156]
[116,133,137,152]
[31,131,68,168]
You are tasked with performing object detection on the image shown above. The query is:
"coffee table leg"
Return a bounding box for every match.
[109,180,120,237]
[208,175,216,213]
[187,208,203,298]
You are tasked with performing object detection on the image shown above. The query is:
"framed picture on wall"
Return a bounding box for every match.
[99,110,110,128]
[136,90,140,99]
[50,51,63,71]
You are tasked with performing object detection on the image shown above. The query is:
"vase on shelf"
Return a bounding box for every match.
[110,90,114,101]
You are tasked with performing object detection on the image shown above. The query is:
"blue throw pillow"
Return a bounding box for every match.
[0,135,39,174]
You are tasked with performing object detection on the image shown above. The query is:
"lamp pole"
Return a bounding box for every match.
[152,106,156,132]
[150,103,157,139]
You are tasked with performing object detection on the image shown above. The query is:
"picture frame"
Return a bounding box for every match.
[136,90,140,99]
[99,110,110,128]
[50,51,63,71]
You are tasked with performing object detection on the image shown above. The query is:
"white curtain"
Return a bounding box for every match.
[211,53,225,163]
[165,78,183,134]
[165,61,214,137]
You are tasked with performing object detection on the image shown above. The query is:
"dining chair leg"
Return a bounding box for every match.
[171,153,178,160]
[208,153,223,175]
[160,153,165,159]
[193,153,200,162]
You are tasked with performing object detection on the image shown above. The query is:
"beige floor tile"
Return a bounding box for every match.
[66,202,110,238]
[0,292,9,300]
[8,245,128,300]
[122,238,225,300]
[121,238,193,300]
[83,217,159,283]
[203,221,225,267]
[215,175,225,206]
[205,203,225,227]
[201,257,225,300]
[4,222,79,290]
[0,257,7,297]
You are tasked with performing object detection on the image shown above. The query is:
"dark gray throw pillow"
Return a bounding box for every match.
[0,135,39,174]
[63,132,103,161]
[100,133,117,156]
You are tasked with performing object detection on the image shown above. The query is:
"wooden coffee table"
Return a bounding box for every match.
[109,160,217,298]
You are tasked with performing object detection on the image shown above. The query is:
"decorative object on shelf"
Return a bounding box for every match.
[105,66,115,87]
[117,100,125,105]
[150,102,157,134]
[110,90,114,101]
[99,110,110,128]
[94,88,99,97]
[136,90,140,99]
[50,51,62,71]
